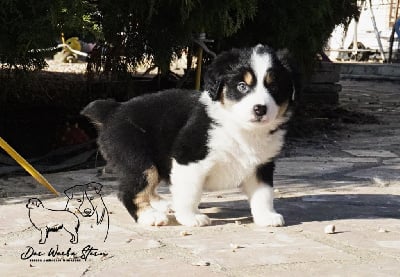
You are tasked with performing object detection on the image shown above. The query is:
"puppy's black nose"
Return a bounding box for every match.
[253,105,267,116]
[84,208,92,214]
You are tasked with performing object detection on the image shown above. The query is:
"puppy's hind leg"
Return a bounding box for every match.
[149,181,173,214]
[101,122,168,226]
[119,165,169,226]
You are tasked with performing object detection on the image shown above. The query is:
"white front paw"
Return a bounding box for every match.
[175,212,211,227]
[253,212,285,227]
[137,208,169,226]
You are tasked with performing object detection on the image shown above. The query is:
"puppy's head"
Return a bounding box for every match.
[26,198,44,209]
[204,44,297,128]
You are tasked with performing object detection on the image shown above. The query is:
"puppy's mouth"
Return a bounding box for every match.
[251,115,269,123]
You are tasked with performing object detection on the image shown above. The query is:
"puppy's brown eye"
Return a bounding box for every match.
[237,82,249,93]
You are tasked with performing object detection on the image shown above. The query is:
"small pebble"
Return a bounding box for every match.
[230,243,239,249]
[274,188,280,193]
[378,228,388,233]
[235,220,242,225]
[373,177,390,187]
[180,230,191,236]
[192,261,210,266]
[324,224,336,234]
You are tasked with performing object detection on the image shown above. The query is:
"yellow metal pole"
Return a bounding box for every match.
[194,46,203,90]
[0,137,59,196]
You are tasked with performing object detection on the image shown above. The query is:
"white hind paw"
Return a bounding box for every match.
[137,208,169,226]
[175,212,211,227]
[253,212,285,227]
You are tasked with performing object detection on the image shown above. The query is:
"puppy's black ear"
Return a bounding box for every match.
[203,49,241,101]
[206,80,224,101]
[276,49,302,102]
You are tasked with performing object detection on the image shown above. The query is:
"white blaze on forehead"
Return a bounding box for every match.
[250,49,272,85]
[244,47,279,123]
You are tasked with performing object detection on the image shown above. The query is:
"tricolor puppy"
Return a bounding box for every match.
[82,44,296,227]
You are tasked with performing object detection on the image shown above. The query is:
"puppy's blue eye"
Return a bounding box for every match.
[237,82,249,93]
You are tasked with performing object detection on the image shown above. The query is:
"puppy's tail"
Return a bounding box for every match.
[81,99,120,127]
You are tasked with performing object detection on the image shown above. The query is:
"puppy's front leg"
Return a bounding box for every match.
[170,160,211,227]
[242,162,284,227]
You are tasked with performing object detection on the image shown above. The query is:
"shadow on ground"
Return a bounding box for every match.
[200,194,400,226]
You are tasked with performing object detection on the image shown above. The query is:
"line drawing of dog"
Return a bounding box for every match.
[26,198,80,244]
[64,182,109,242]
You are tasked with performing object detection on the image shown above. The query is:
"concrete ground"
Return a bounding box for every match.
[0,79,399,276]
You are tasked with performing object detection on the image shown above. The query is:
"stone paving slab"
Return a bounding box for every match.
[342,150,398,158]
[346,164,400,181]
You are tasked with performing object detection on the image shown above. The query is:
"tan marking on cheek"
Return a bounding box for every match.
[134,166,161,214]
[220,86,225,105]
[243,71,253,86]
[220,86,236,108]
[265,71,275,85]
[278,101,289,117]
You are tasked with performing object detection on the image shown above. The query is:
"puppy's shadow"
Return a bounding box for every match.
[199,194,400,226]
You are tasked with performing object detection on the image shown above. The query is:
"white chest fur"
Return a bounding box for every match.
[170,123,285,192]
[202,123,285,190]
[170,94,287,191]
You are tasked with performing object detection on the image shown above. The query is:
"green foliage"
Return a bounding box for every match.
[0,0,55,70]
[1,0,359,75]
[91,0,257,77]
[220,0,360,74]
[0,0,102,71]
[90,0,358,78]
[51,0,103,41]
